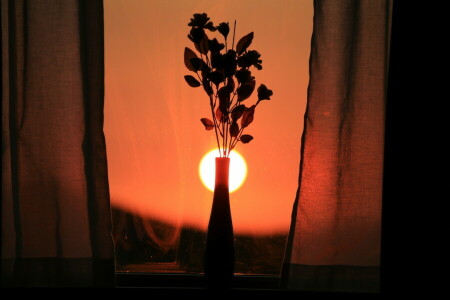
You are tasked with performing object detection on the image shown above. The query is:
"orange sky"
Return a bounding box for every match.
[103,0,313,235]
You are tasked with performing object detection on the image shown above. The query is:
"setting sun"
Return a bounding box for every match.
[199,149,247,193]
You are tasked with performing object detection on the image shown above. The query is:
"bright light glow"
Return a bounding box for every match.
[199,149,247,193]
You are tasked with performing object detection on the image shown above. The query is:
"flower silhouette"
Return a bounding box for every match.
[257,84,273,102]
[217,22,230,38]
[188,13,216,31]
[237,50,262,70]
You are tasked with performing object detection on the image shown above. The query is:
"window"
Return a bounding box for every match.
[104,0,313,277]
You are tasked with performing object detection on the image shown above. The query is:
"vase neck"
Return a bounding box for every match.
[215,157,230,187]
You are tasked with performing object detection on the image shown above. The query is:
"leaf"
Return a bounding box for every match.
[208,38,224,54]
[235,68,254,84]
[224,77,234,93]
[184,47,198,72]
[201,64,211,75]
[194,33,209,55]
[203,80,213,95]
[223,50,237,77]
[184,75,201,87]
[231,105,245,121]
[218,87,230,115]
[209,70,225,86]
[257,84,273,101]
[216,106,225,123]
[230,122,239,137]
[240,134,253,144]
[200,118,214,130]
[236,32,254,55]
[237,80,256,101]
[241,105,255,128]
[190,57,206,72]
[189,27,205,44]
[218,86,230,102]
[211,52,224,69]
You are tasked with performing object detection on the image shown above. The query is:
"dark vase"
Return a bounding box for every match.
[204,157,235,288]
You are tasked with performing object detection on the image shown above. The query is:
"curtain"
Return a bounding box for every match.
[1,0,115,287]
[282,0,392,293]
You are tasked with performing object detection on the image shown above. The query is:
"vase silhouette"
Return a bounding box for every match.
[204,157,235,288]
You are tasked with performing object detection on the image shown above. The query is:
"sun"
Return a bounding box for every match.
[199,149,247,193]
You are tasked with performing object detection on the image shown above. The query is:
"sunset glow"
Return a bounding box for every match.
[104,0,313,234]
[199,149,247,193]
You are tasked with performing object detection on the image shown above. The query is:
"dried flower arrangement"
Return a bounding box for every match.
[184,13,273,157]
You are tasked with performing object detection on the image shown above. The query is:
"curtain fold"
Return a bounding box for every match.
[1,0,115,287]
[282,0,392,293]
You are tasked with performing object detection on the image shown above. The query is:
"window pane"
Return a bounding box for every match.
[104,0,313,275]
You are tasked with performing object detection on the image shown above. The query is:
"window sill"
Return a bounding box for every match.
[115,273,382,297]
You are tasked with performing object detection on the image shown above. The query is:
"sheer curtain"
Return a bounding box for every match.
[1,0,115,287]
[282,0,392,293]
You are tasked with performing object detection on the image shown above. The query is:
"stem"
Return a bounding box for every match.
[209,94,222,157]
[214,94,224,138]
[230,126,245,151]
[201,77,221,139]
[223,116,227,157]
[200,51,211,69]
[213,87,225,138]
[231,20,236,50]
[230,102,265,151]
[227,124,233,157]
[205,53,210,68]
[229,85,240,112]
[195,71,202,83]
[225,119,229,157]
[228,122,233,155]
